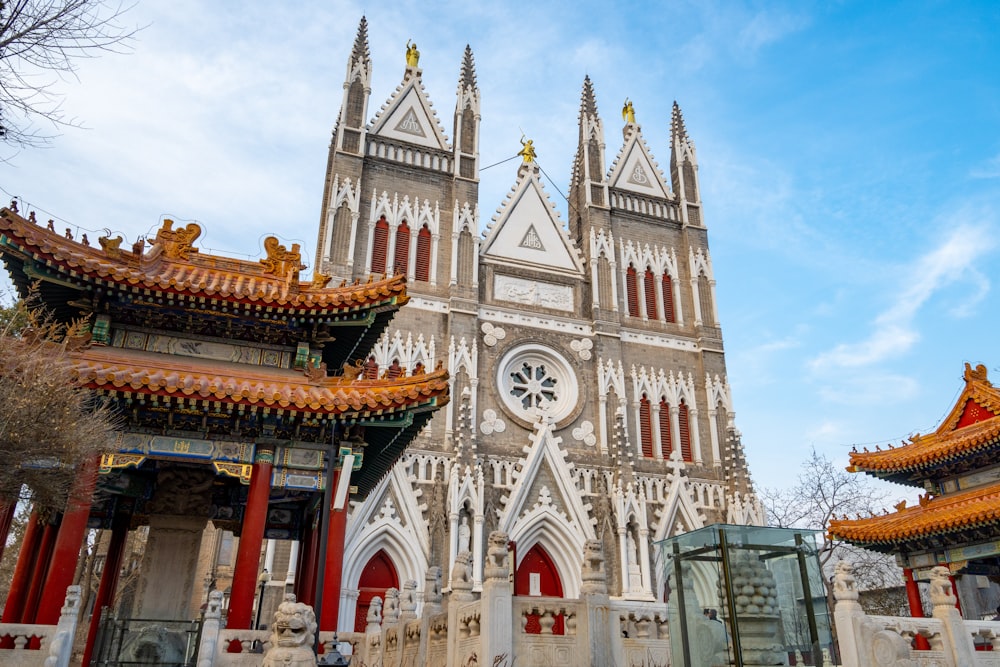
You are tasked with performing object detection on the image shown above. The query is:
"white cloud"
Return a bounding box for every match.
[970,153,1000,179]
[810,220,994,371]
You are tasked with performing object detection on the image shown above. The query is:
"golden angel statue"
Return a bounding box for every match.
[406,40,420,68]
[518,136,537,164]
[622,98,636,124]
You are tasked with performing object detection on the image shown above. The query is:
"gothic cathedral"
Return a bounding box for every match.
[314,19,761,632]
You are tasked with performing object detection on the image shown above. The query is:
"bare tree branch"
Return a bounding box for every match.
[0,0,139,147]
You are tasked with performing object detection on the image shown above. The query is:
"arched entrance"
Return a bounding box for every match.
[353,549,399,633]
[515,544,564,634]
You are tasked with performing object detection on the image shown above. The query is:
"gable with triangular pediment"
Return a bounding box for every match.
[954,398,998,430]
[481,169,584,275]
[608,134,671,199]
[370,85,449,150]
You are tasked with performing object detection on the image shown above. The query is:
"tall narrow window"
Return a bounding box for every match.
[330,204,353,266]
[639,395,653,458]
[371,217,389,274]
[393,220,410,276]
[659,398,672,457]
[678,400,693,462]
[662,274,675,323]
[644,267,657,320]
[626,265,639,317]
[415,224,432,282]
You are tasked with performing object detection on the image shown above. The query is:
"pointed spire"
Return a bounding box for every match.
[579,75,598,118]
[459,45,477,92]
[670,101,689,145]
[350,16,371,68]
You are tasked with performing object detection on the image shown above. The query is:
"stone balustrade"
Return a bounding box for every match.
[0,586,80,667]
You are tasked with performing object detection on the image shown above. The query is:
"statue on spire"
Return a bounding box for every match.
[405,40,420,68]
[622,98,636,124]
[518,135,537,164]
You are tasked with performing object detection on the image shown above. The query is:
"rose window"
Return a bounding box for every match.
[496,344,577,423]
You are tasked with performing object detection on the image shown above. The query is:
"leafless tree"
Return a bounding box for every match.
[0,0,138,147]
[761,449,905,608]
[0,293,120,511]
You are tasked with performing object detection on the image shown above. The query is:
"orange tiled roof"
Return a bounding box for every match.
[68,345,449,415]
[0,208,407,309]
[828,484,1000,546]
[849,363,1000,475]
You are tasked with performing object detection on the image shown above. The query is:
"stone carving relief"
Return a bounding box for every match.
[481,322,506,347]
[494,275,573,312]
[570,337,593,360]
[572,420,597,446]
[480,408,506,435]
[147,467,216,517]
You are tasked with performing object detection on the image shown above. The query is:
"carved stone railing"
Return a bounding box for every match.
[0,585,80,667]
[513,597,580,636]
[834,561,1000,667]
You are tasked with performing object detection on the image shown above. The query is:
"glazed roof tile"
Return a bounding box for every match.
[849,364,1000,476]
[68,345,449,415]
[828,484,1000,546]
[0,208,407,310]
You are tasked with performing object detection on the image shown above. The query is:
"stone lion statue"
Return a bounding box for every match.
[929,566,955,608]
[484,531,509,580]
[262,600,317,667]
[833,560,858,602]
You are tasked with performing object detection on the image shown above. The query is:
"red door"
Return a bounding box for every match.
[515,544,564,634]
[353,550,399,633]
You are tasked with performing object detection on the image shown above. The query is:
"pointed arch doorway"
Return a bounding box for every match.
[353,549,399,633]
[515,544,565,634]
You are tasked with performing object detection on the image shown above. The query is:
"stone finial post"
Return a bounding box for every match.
[424,566,443,614]
[580,539,610,665]
[196,590,224,667]
[832,561,863,667]
[260,599,317,667]
[451,551,474,601]
[399,580,418,622]
[43,585,81,667]
[383,588,401,625]
[929,566,975,665]
[480,531,513,664]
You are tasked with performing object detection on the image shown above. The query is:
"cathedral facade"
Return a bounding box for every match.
[314,19,762,633]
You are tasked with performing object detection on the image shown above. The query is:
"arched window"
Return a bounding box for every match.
[353,550,398,633]
[457,228,475,286]
[330,204,353,266]
[659,398,673,458]
[639,394,653,458]
[415,224,432,282]
[678,400,693,462]
[371,217,389,274]
[644,267,657,320]
[393,220,410,276]
[662,274,675,323]
[625,265,639,317]
[346,80,365,128]
[515,544,565,635]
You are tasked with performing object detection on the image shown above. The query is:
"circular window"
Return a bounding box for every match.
[496,344,577,423]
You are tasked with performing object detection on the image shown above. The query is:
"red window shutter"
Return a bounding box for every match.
[644,267,657,320]
[659,398,672,457]
[626,265,639,317]
[371,217,389,274]
[662,274,675,323]
[393,220,410,276]
[415,224,431,282]
[679,402,692,462]
[639,395,653,458]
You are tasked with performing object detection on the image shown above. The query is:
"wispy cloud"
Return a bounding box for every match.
[810,218,995,370]
[970,153,1000,179]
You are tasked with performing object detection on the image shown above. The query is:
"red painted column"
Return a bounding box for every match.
[320,480,349,632]
[23,521,57,623]
[36,457,98,625]
[1,511,42,622]
[904,568,924,617]
[0,500,17,564]
[296,516,317,606]
[226,449,273,629]
[80,511,131,667]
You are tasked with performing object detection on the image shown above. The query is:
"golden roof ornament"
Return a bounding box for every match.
[622,98,636,124]
[964,362,989,384]
[405,40,420,68]
[518,135,536,164]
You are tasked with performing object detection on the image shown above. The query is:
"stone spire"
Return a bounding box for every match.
[569,76,608,237]
[669,101,700,212]
[453,45,480,180]
[349,16,371,71]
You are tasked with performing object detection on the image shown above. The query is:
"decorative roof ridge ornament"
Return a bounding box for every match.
[151,219,201,261]
[965,362,990,385]
[622,98,636,125]
[259,236,305,283]
[517,135,536,164]
[405,39,420,69]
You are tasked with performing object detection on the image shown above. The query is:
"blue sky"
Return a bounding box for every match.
[1,1,998,494]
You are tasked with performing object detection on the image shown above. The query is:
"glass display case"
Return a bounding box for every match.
[659,524,833,666]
